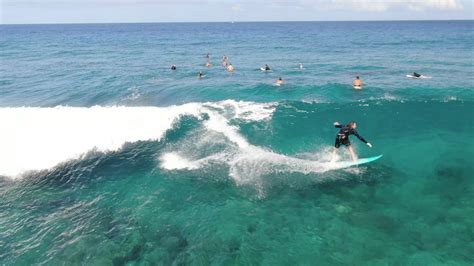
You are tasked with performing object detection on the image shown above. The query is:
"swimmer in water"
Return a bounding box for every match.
[276,77,284,85]
[353,76,363,89]
[171,65,177,70]
[227,64,235,72]
[198,71,203,78]
[332,121,372,162]
[222,54,228,67]
[205,53,212,67]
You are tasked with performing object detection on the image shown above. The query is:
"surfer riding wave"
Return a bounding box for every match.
[332,121,372,162]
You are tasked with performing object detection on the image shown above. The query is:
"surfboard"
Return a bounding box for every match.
[330,154,383,169]
[260,67,272,72]
[353,85,362,90]
[406,74,431,79]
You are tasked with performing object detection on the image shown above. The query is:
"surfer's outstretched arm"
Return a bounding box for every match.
[334,122,342,128]
[352,130,367,143]
[353,130,372,148]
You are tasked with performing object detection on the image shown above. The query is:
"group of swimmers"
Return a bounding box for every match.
[170,54,324,87]
[170,54,372,89]
[171,54,427,91]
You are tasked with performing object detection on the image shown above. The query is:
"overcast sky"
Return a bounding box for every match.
[1,0,472,24]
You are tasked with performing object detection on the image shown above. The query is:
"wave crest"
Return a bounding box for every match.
[0,100,276,178]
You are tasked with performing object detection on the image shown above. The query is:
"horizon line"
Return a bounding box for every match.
[1,19,472,26]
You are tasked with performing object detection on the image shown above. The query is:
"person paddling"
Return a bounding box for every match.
[332,121,372,162]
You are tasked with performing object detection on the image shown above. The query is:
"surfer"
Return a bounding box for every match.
[413,72,421,78]
[276,77,284,85]
[227,64,235,72]
[198,71,203,78]
[353,76,362,89]
[264,64,271,71]
[171,64,177,70]
[332,121,372,162]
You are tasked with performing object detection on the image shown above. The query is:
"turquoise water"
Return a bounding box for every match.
[0,21,473,264]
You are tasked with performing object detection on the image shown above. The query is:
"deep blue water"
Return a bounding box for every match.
[0,21,473,264]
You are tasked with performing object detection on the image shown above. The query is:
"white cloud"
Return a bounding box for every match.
[232,4,243,12]
[241,0,464,12]
[303,0,464,12]
[3,0,465,11]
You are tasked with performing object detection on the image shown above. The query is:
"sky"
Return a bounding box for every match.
[1,0,473,24]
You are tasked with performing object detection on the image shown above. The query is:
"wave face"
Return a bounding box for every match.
[1,21,473,265]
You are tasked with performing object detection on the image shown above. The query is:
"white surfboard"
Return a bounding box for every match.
[260,67,272,72]
[406,74,432,79]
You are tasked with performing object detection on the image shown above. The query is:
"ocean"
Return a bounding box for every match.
[0,21,473,264]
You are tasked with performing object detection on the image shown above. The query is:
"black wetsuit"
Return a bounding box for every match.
[334,124,368,148]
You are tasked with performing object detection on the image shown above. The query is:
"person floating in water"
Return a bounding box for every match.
[222,54,228,67]
[413,72,421,78]
[353,76,362,89]
[205,54,212,67]
[227,63,235,72]
[198,71,203,78]
[264,64,271,71]
[332,121,372,162]
[276,77,284,85]
[171,64,177,70]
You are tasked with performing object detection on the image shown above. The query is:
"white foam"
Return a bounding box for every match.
[0,100,276,179]
[443,96,458,102]
[160,152,200,170]
[205,100,276,121]
[158,103,361,186]
[125,86,142,101]
[0,104,201,178]
[227,146,355,185]
[204,111,250,149]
